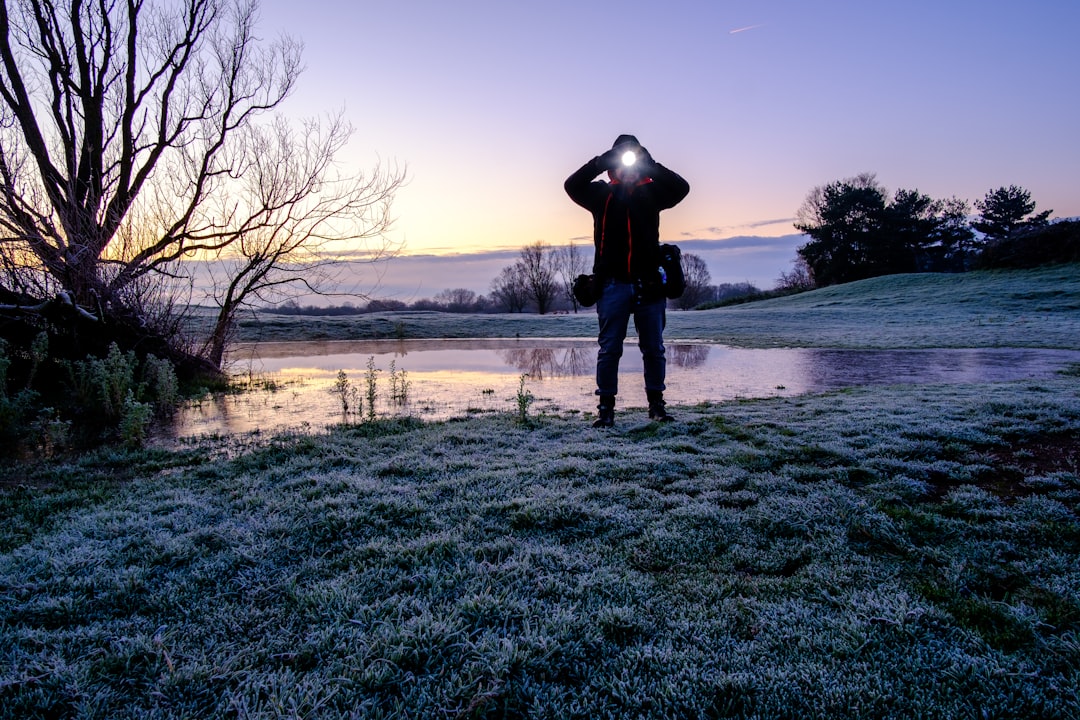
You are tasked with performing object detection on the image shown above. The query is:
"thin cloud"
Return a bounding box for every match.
[685,218,797,238]
[746,217,795,229]
[675,235,805,253]
[729,23,765,34]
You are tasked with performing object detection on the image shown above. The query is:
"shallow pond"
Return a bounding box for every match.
[165,339,1080,439]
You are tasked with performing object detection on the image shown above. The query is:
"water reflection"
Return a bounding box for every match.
[497,346,593,378]
[494,344,708,377]
[669,344,711,369]
[166,339,1080,440]
[792,348,1080,389]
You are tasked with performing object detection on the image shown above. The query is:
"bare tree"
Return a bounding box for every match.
[433,288,478,312]
[776,256,815,291]
[518,240,558,314]
[489,264,528,313]
[553,239,590,312]
[674,252,711,309]
[194,116,402,366]
[0,0,403,371]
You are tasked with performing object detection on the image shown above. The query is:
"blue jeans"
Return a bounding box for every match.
[595,280,666,397]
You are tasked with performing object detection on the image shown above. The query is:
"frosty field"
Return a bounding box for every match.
[229,265,1080,351]
[2,266,1079,718]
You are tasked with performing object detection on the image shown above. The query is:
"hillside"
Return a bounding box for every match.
[678,264,1080,349]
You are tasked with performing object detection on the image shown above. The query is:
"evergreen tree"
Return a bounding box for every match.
[973,186,1051,242]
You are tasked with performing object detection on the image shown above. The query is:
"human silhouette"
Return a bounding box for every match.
[565,134,690,426]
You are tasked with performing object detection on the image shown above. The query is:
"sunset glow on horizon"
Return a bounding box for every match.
[257,0,1079,293]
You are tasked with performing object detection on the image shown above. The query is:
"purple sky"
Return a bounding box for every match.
[257,0,1079,299]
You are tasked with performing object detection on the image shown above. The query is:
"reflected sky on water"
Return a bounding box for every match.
[167,339,1080,439]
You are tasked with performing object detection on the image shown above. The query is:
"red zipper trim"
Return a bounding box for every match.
[600,194,612,261]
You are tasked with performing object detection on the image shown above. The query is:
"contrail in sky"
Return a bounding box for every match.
[729,24,765,34]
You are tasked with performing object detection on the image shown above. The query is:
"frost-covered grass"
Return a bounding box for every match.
[230,265,1080,349]
[3,266,1079,717]
[2,378,1079,718]
[686,265,1080,349]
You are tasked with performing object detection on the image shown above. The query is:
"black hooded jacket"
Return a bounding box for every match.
[564,157,689,283]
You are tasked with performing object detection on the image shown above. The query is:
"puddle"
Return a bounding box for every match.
[165,339,1080,439]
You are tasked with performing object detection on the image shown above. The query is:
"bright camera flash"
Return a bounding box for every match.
[620,150,636,167]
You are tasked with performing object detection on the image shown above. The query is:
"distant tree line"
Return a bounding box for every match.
[268,291,496,316]
[789,175,1076,288]
[266,243,759,316]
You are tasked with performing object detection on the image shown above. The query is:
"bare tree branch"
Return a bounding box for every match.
[518,240,557,314]
[553,239,588,312]
[0,0,404,371]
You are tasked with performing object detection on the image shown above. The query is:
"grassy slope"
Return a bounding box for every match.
[232,265,1080,349]
[2,266,1079,718]
[687,265,1080,349]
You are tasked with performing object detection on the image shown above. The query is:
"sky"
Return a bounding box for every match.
[257,0,1079,301]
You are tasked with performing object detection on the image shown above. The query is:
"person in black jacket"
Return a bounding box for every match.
[565,134,690,427]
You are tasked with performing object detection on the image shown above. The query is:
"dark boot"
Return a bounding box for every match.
[593,394,616,428]
[646,390,674,422]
